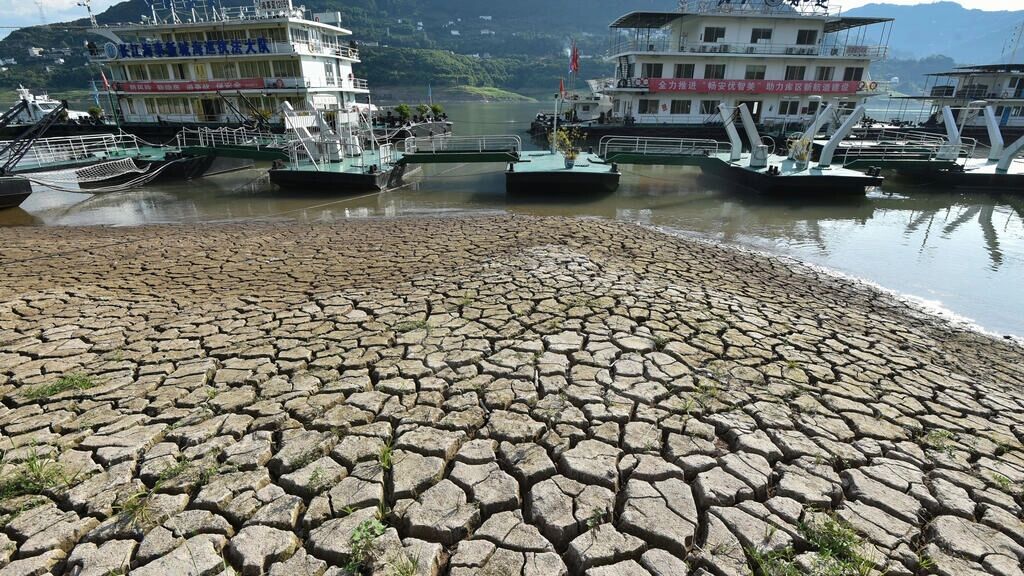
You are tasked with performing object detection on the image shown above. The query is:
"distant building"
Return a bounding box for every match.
[481,29,495,36]
[27,47,44,57]
[450,30,460,36]
[480,15,492,21]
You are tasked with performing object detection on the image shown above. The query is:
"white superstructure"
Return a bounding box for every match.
[87,0,369,130]
[603,0,892,130]
[913,64,1024,129]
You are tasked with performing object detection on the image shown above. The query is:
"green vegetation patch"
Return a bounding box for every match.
[746,514,874,576]
[25,373,97,400]
[347,517,387,574]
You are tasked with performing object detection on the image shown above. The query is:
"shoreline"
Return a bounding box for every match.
[1,215,1023,575]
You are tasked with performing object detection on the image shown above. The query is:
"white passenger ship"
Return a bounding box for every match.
[87,0,369,137]
[580,0,892,137]
[907,63,1024,133]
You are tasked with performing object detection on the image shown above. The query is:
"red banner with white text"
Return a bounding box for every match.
[647,78,859,95]
[113,78,266,93]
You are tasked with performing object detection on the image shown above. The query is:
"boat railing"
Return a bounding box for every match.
[175,127,289,149]
[378,143,395,167]
[837,128,978,166]
[0,133,142,169]
[401,135,522,155]
[598,136,727,159]
[610,37,887,60]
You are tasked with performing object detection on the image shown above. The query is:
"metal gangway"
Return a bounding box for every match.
[597,136,728,165]
[830,128,976,170]
[0,133,143,173]
[399,135,521,164]
[175,126,291,161]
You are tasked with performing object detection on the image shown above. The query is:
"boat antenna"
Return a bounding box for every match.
[77,0,97,27]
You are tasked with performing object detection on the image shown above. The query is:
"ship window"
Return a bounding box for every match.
[127,65,149,81]
[147,64,170,80]
[637,99,659,114]
[670,100,691,114]
[796,29,818,45]
[750,28,772,43]
[779,100,800,115]
[745,65,766,80]
[206,30,225,41]
[641,63,663,79]
[292,28,310,43]
[815,66,834,81]
[784,66,805,81]
[211,62,240,80]
[807,101,819,114]
[674,63,695,79]
[704,64,726,80]
[272,60,300,77]
[172,64,187,80]
[703,27,726,43]
[239,61,272,78]
[700,100,720,115]
[843,67,864,81]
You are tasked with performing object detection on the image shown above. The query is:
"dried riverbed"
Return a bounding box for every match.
[0,216,1022,576]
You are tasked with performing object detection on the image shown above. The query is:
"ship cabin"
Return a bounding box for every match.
[912,64,1024,129]
[87,0,369,131]
[604,0,893,131]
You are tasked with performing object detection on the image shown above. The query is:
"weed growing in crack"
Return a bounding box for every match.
[388,552,420,576]
[921,429,956,456]
[395,320,429,334]
[117,489,156,527]
[25,373,97,400]
[585,507,607,531]
[746,546,800,576]
[798,514,873,576]
[346,517,386,574]
[0,448,69,499]
[378,442,394,471]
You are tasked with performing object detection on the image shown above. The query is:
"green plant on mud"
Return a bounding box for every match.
[378,442,394,471]
[0,448,70,500]
[346,517,387,574]
[25,373,97,400]
[745,515,872,576]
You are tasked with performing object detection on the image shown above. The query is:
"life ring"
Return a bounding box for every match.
[868,81,878,91]
[858,81,866,91]
[274,78,284,89]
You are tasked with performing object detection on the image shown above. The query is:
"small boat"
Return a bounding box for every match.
[5,87,92,125]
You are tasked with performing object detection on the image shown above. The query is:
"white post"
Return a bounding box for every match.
[942,106,961,146]
[718,103,742,162]
[817,105,866,168]
[983,106,1005,161]
[996,134,1024,173]
[738,104,761,151]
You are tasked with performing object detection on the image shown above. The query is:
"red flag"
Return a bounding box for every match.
[569,40,580,74]
[559,77,565,96]
[100,70,110,90]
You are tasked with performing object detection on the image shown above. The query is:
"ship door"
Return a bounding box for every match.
[737,101,762,122]
[1001,106,1011,127]
[198,99,222,122]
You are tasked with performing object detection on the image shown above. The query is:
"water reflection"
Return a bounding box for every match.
[1,101,1022,337]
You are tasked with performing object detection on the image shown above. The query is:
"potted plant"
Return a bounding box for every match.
[551,127,583,169]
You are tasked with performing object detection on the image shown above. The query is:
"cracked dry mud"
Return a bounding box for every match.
[0,215,1022,576]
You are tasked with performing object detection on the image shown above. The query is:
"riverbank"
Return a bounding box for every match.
[1,215,1022,576]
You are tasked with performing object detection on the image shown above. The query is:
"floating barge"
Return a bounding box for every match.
[819,104,1024,192]
[506,151,620,196]
[597,101,883,195]
[0,177,32,209]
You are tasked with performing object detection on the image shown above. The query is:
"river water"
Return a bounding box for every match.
[3,102,1022,338]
